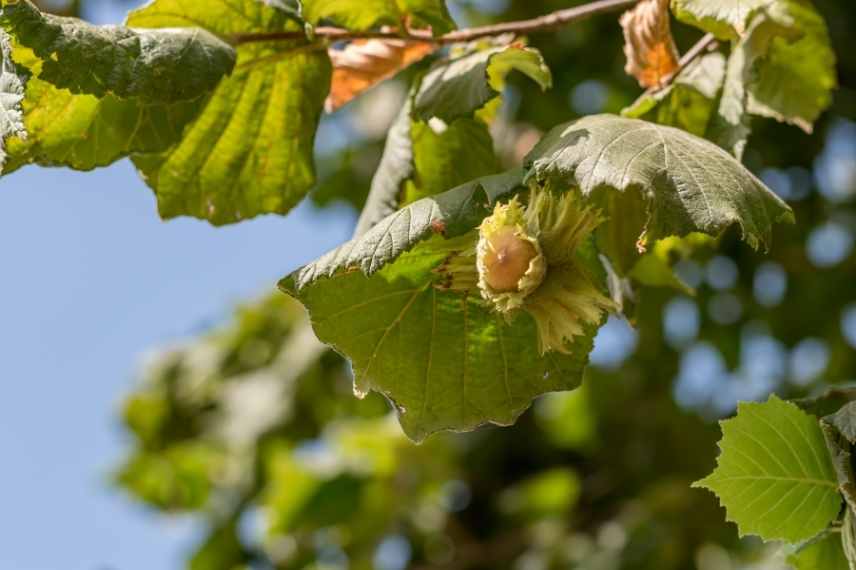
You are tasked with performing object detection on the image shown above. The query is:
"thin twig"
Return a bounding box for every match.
[646,32,717,93]
[231,0,638,45]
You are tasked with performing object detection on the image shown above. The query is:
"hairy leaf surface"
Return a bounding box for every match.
[694,396,840,543]
[0,30,25,168]
[525,114,793,250]
[0,0,235,102]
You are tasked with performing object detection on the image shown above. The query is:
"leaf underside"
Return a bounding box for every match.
[126,0,331,225]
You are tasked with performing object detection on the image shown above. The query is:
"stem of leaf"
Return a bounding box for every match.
[230,0,638,46]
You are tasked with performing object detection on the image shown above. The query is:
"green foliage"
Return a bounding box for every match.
[0,30,25,168]
[675,0,836,157]
[622,52,725,137]
[743,0,836,133]
[355,43,551,236]
[413,44,551,123]
[525,114,794,250]
[286,111,798,440]
[695,395,840,543]
[4,59,203,172]
[787,532,850,570]
[671,0,770,39]
[302,0,455,34]
[282,170,599,440]
[2,0,851,565]
[126,0,330,224]
[629,233,717,294]
[0,0,235,101]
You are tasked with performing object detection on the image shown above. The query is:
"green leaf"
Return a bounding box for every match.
[3,53,203,173]
[499,467,581,519]
[0,0,235,102]
[787,532,849,570]
[126,0,331,224]
[414,44,551,123]
[281,170,600,441]
[0,30,25,168]
[284,249,595,442]
[189,521,250,570]
[743,1,836,133]
[629,233,717,294]
[622,52,726,137]
[353,101,415,236]
[524,114,794,251]
[671,0,769,39]
[681,1,836,148]
[707,24,753,159]
[302,0,455,34]
[355,71,501,236]
[403,116,498,204]
[115,442,225,511]
[821,402,856,515]
[694,395,841,543]
[291,169,523,281]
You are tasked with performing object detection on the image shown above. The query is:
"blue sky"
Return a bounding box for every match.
[1,2,355,566]
[0,160,354,570]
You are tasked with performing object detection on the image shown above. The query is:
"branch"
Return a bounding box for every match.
[231,0,638,45]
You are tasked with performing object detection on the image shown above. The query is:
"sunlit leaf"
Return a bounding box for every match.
[694,395,840,543]
[623,52,726,137]
[0,0,235,102]
[787,531,849,570]
[413,44,551,123]
[302,0,455,34]
[126,0,331,224]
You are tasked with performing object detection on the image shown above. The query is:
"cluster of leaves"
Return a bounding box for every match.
[117,292,778,570]
[3,0,852,566]
[281,0,837,441]
[696,393,856,568]
[1,0,835,441]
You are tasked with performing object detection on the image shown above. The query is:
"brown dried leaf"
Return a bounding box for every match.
[620,0,680,88]
[326,38,436,112]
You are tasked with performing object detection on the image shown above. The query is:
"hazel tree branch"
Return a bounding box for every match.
[231,0,638,45]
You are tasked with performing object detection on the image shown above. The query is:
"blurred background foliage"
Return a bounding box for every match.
[37,0,856,567]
